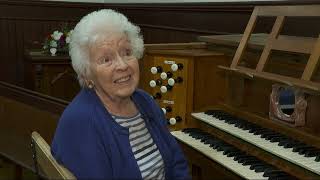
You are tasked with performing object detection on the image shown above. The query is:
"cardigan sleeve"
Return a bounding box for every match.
[51,105,112,179]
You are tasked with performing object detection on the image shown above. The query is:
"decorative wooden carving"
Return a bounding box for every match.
[269,84,307,127]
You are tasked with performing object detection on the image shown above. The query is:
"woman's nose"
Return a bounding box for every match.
[114,54,129,70]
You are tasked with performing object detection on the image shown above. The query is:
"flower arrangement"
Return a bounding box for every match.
[43,29,73,56]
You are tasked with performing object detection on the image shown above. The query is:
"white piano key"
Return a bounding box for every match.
[192,112,320,175]
[171,131,267,180]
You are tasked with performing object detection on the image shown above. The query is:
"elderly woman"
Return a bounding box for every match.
[51,9,190,179]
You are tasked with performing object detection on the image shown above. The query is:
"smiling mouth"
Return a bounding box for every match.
[114,75,131,83]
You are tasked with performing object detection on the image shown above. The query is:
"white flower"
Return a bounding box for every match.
[66,37,71,44]
[50,40,57,48]
[51,30,63,41]
[50,48,57,56]
[68,30,73,36]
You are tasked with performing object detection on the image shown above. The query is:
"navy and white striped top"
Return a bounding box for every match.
[113,113,165,179]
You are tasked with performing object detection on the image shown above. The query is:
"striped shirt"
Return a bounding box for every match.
[113,113,165,180]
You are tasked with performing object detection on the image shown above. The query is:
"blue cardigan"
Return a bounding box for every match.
[51,88,190,179]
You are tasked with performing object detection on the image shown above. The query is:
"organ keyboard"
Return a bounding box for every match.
[192,110,320,176]
[171,129,296,180]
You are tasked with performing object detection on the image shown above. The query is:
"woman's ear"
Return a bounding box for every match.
[83,75,94,89]
[88,80,94,89]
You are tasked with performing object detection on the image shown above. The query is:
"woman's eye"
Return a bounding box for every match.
[101,57,110,64]
[125,49,132,56]
[104,58,109,63]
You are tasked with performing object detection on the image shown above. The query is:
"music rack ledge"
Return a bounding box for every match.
[218,65,320,94]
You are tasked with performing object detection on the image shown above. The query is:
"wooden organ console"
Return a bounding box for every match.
[142,5,320,180]
[141,43,230,130]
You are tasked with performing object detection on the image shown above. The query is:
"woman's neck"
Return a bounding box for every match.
[95,89,138,117]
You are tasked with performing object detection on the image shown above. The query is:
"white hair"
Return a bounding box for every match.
[69,9,144,87]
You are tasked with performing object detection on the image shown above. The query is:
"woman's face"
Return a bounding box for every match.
[89,33,140,101]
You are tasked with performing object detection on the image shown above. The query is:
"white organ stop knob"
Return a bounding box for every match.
[150,67,158,74]
[162,108,166,114]
[160,85,167,93]
[171,63,178,71]
[160,72,167,80]
[149,80,156,87]
[168,78,175,86]
[169,117,177,125]
[171,63,183,71]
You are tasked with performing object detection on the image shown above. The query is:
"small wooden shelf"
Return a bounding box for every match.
[218,65,320,93]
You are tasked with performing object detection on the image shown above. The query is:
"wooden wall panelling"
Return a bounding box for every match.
[193,54,230,110]
[1,0,320,98]
[0,81,67,170]
[0,0,101,87]
[0,19,8,82]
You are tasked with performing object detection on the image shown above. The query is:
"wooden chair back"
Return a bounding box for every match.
[31,131,76,180]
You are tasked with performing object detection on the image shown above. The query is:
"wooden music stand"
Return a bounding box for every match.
[219,5,320,93]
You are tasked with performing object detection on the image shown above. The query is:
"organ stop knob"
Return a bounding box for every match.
[160,85,172,93]
[160,71,173,80]
[171,63,183,71]
[169,116,182,125]
[162,106,172,114]
[168,77,183,86]
[149,79,162,87]
[150,66,163,74]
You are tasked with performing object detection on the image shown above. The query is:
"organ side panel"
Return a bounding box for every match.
[141,47,229,130]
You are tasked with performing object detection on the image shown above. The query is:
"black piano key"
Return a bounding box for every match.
[260,131,278,138]
[297,146,318,155]
[270,136,289,143]
[216,145,230,152]
[249,126,264,133]
[210,142,225,150]
[315,155,320,162]
[304,150,320,157]
[263,169,286,177]
[204,110,222,115]
[265,134,285,141]
[254,165,273,173]
[233,154,250,161]
[222,147,238,155]
[237,156,256,163]
[269,176,293,180]
[241,124,253,130]
[253,129,270,135]
[242,159,261,166]
[268,173,294,180]
[225,151,241,157]
[292,144,310,152]
[250,163,266,170]
[278,139,294,146]
[202,138,219,145]
[283,140,301,149]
